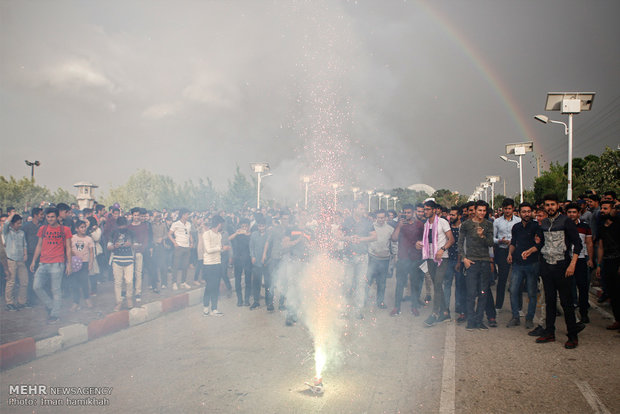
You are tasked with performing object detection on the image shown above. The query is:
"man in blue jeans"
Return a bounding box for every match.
[506,202,543,329]
[30,208,73,324]
[443,206,467,323]
[458,201,494,330]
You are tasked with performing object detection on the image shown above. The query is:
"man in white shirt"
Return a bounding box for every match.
[201,216,229,316]
[168,209,193,290]
[421,200,455,327]
[493,198,521,310]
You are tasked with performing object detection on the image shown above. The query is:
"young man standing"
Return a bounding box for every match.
[249,217,269,310]
[129,207,150,302]
[493,198,520,310]
[229,218,253,306]
[108,217,135,311]
[31,208,73,323]
[506,202,543,329]
[22,207,43,306]
[536,194,584,349]
[390,204,425,316]
[566,203,594,323]
[458,201,494,330]
[443,206,466,323]
[596,200,620,331]
[367,209,393,309]
[201,216,229,317]
[168,209,193,290]
[3,212,28,311]
[421,200,455,326]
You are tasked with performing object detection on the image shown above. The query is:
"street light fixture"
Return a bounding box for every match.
[383,194,391,209]
[351,187,360,201]
[534,92,596,201]
[499,155,523,203]
[250,162,270,209]
[331,183,342,210]
[25,160,41,179]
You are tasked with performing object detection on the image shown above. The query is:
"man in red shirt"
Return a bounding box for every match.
[31,207,73,323]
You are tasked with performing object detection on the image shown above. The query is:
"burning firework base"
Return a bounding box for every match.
[304,377,324,394]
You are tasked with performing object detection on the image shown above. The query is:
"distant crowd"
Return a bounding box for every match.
[1,189,619,350]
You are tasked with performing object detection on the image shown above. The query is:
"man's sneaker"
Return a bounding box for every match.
[390,308,401,317]
[161,284,167,289]
[5,304,18,312]
[47,316,59,324]
[135,294,142,303]
[424,294,432,304]
[466,323,477,331]
[525,319,534,329]
[536,334,556,343]
[488,318,498,328]
[237,300,243,307]
[172,283,179,291]
[243,301,251,306]
[278,304,287,311]
[438,312,451,323]
[211,309,223,317]
[378,302,387,309]
[126,298,133,309]
[456,313,466,323]
[518,310,525,317]
[113,302,122,312]
[23,302,33,309]
[411,307,420,316]
[152,288,160,294]
[424,313,438,327]
[478,323,489,330]
[250,302,260,310]
[203,307,211,316]
[528,325,545,336]
[506,318,520,327]
[193,281,201,286]
[564,338,578,349]
[181,282,191,289]
[267,304,275,312]
[606,321,620,330]
[285,316,294,326]
[580,313,590,324]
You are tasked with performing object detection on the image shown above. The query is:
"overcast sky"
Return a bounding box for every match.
[1,0,619,204]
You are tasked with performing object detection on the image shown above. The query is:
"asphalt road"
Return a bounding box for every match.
[2,277,619,414]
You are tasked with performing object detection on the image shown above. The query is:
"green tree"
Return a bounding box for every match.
[388,188,429,209]
[582,147,620,193]
[49,188,77,206]
[223,166,255,211]
[534,162,568,201]
[103,170,179,210]
[0,176,51,212]
[431,189,465,208]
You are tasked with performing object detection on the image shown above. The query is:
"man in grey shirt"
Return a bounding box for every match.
[367,209,393,308]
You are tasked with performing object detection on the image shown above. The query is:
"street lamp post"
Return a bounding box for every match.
[376,192,384,209]
[383,194,391,210]
[331,183,342,210]
[301,176,311,210]
[366,190,373,212]
[250,162,270,209]
[351,187,360,202]
[391,196,398,210]
[500,155,523,203]
[534,92,595,201]
[25,160,40,179]
[486,176,500,211]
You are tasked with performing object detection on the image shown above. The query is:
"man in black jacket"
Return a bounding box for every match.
[535,194,585,349]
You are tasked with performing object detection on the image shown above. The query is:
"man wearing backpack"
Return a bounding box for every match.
[30,207,73,323]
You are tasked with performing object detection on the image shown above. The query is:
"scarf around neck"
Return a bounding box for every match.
[423,215,442,264]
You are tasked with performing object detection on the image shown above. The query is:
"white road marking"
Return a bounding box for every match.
[575,380,612,414]
[439,321,456,414]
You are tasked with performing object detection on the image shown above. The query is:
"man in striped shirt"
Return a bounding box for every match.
[108,217,135,311]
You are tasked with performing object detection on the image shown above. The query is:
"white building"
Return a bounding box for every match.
[74,182,98,210]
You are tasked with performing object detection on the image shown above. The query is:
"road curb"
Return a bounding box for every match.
[0,337,36,370]
[0,287,230,371]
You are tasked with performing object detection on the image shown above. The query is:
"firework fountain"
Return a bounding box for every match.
[285,1,366,393]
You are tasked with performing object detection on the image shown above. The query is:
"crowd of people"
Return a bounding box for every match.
[1,189,618,350]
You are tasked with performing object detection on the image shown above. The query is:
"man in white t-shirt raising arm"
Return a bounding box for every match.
[421,200,455,327]
[168,209,193,290]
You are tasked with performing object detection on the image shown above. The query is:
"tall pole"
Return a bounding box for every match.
[368,193,372,212]
[333,188,337,210]
[518,155,524,203]
[567,114,573,200]
[304,182,309,210]
[256,173,262,209]
[491,182,495,211]
[503,178,506,196]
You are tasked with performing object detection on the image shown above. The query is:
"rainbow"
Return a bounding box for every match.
[418,1,543,158]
